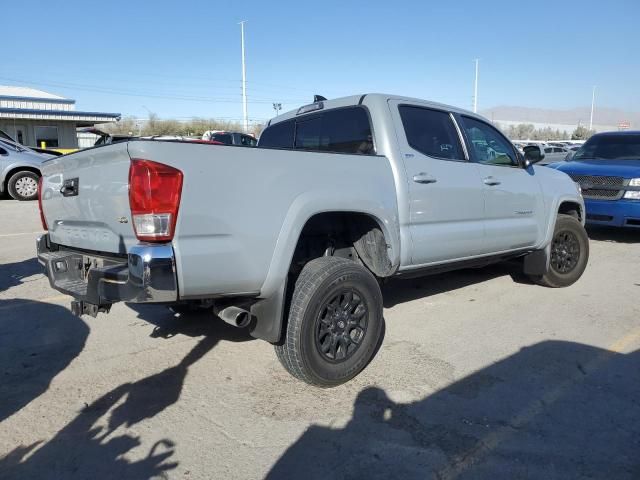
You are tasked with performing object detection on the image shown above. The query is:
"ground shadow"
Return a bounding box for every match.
[267,341,640,479]
[587,225,640,243]
[0,299,89,423]
[1,305,253,479]
[382,264,514,308]
[0,258,42,293]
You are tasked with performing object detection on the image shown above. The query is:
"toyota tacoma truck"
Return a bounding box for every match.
[36,94,588,387]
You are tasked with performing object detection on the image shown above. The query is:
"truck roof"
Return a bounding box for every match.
[268,93,484,126]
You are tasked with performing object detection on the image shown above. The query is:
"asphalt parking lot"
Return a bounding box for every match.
[0,199,639,480]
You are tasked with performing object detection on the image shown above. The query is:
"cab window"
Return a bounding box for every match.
[399,105,464,160]
[461,116,517,166]
[259,120,295,149]
[259,107,374,154]
[294,107,374,154]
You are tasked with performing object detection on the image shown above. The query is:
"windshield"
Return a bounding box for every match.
[0,129,15,143]
[0,138,32,153]
[573,134,640,160]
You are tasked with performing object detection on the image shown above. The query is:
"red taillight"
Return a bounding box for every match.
[128,159,183,242]
[37,176,48,230]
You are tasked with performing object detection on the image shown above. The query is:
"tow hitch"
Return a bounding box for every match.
[70,300,112,318]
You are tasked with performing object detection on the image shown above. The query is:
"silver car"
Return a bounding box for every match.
[0,130,55,201]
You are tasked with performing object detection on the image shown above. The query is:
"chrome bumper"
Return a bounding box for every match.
[36,234,178,307]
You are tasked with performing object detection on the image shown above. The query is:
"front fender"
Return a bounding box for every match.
[539,193,586,249]
[534,166,585,248]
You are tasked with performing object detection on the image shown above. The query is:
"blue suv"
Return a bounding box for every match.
[550,131,640,228]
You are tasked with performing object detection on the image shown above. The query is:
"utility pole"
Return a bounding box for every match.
[589,86,596,132]
[239,21,248,133]
[473,59,479,113]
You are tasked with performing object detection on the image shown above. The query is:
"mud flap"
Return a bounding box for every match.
[523,243,551,276]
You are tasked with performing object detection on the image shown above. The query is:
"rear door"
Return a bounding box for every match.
[456,115,544,253]
[389,101,487,265]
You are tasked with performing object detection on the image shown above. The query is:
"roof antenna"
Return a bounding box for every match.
[313,95,327,102]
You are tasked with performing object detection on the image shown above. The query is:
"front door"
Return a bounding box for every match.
[389,101,487,266]
[456,115,545,253]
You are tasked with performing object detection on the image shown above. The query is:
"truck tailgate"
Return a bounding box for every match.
[40,143,136,254]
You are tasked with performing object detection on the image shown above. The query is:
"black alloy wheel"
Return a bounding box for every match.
[315,290,368,363]
[550,230,580,274]
[530,213,589,288]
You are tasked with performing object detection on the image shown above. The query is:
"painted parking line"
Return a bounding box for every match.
[0,294,70,311]
[0,231,44,238]
[436,327,640,480]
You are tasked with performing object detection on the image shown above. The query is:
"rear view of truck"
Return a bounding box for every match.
[37,142,183,316]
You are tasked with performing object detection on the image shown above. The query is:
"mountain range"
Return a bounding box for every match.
[481,106,639,129]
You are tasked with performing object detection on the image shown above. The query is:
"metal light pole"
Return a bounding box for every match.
[589,86,596,132]
[239,21,249,133]
[473,59,479,113]
[273,102,282,116]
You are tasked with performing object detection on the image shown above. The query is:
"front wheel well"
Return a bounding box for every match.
[558,201,582,221]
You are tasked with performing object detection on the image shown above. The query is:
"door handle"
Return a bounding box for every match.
[60,178,79,197]
[413,173,437,184]
[483,176,501,186]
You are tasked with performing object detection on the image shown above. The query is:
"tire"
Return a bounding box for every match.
[275,256,384,387]
[8,171,39,201]
[531,214,589,288]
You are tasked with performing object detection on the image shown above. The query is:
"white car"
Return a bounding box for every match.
[0,130,56,201]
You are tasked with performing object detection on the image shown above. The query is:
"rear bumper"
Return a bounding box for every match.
[36,234,178,305]
[584,198,640,228]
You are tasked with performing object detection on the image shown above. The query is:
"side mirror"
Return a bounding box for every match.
[523,145,545,166]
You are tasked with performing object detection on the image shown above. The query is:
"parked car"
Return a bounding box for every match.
[549,131,640,228]
[564,145,581,161]
[202,130,257,146]
[36,93,588,386]
[0,129,62,157]
[542,146,570,164]
[0,130,55,201]
[78,127,135,147]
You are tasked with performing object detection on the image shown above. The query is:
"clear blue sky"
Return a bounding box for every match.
[3,0,638,125]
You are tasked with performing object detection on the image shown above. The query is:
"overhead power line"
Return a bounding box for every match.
[0,76,310,105]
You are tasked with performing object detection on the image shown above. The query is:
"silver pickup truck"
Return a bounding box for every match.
[36,94,588,386]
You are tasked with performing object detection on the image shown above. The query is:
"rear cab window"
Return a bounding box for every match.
[259,120,295,149]
[398,105,465,161]
[258,106,375,155]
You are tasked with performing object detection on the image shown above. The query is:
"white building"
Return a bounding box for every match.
[0,86,120,149]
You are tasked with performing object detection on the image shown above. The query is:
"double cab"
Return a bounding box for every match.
[36,94,589,386]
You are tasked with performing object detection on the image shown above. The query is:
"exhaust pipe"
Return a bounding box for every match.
[216,306,251,328]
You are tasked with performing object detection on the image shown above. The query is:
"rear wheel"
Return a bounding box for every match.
[531,214,589,288]
[8,171,39,201]
[275,256,383,387]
